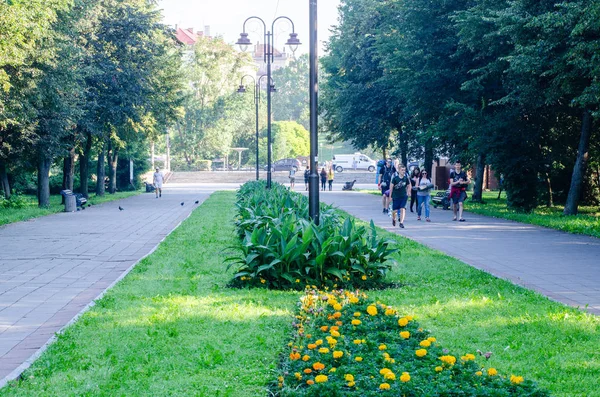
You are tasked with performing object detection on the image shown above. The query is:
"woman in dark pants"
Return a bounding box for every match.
[410,167,420,212]
[320,168,327,191]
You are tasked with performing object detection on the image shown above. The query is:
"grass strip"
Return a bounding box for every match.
[0,191,141,227]
[0,192,297,397]
[1,191,598,397]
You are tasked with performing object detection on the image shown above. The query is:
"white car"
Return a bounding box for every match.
[332,153,377,172]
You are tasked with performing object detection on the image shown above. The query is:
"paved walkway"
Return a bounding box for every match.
[0,187,216,385]
[320,191,600,315]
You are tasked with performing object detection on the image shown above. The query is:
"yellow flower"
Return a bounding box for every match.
[435,366,443,373]
[379,383,391,390]
[475,371,483,376]
[312,362,325,371]
[398,317,408,327]
[400,372,411,383]
[319,347,330,354]
[330,330,341,337]
[361,275,367,280]
[333,303,342,311]
[336,321,343,326]
[315,375,328,383]
[315,339,323,346]
[420,340,431,348]
[461,353,476,361]
[383,352,390,358]
[306,379,314,385]
[440,355,457,366]
[349,296,359,303]
[355,356,363,362]
[384,372,396,380]
[260,279,266,284]
[307,343,317,350]
[399,331,410,339]
[290,352,301,360]
[329,367,337,373]
[347,381,355,387]
[345,374,355,382]
[415,349,427,357]
[488,368,498,376]
[379,368,392,375]
[320,326,329,332]
[333,351,344,359]
[295,279,300,283]
[379,344,387,350]
[353,312,361,317]
[302,355,310,361]
[427,337,436,342]
[406,315,414,321]
[351,319,361,326]
[294,372,302,380]
[510,375,524,384]
[384,309,395,316]
[353,339,362,345]
[367,305,378,316]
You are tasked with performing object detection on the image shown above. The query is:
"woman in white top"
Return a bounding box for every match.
[153,167,164,198]
[416,170,433,222]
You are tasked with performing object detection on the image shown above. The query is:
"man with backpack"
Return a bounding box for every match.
[378,159,396,214]
[390,163,410,228]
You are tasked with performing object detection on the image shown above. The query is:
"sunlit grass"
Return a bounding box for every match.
[0,191,141,226]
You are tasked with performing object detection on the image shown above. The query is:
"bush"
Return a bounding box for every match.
[227,181,397,290]
[171,158,212,171]
[270,289,549,396]
[0,195,29,209]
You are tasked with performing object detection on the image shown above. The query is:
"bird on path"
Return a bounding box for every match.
[119,206,124,211]
[181,202,184,206]
[194,200,199,204]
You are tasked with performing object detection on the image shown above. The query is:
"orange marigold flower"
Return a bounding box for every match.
[306,379,314,385]
[333,312,342,319]
[400,372,410,382]
[290,352,301,360]
[335,321,343,326]
[304,368,312,374]
[333,351,344,359]
[330,326,339,331]
[415,349,427,357]
[400,331,410,339]
[398,317,408,327]
[320,326,329,332]
[307,344,317,350]
[312,362,325,371]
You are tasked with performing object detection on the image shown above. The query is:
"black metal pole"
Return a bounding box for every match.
[266,32,273,189]
[255,86,260,181]
[308,0,319,224]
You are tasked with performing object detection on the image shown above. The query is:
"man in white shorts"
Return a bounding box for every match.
[153,167,164,198]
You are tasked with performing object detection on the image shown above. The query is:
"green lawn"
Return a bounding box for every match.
[467,191,600,238]
[0,191,141,227]
[1,191,598,396]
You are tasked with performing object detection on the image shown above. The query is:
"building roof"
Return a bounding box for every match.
[175,27,203,45]
[253,43,286,58]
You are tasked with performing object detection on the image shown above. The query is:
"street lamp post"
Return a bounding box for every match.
[308,0,320,223]
[237,17,301,189]
[237,74,277,181]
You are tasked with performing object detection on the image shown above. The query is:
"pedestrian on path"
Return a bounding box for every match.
[449,162,470,222]
[378,159,396,214]
[320,167,327,191]
[327,166,335,191]
[416,170,433,222]
[304,166,310,191]
[390,163,410,228]
[153,167,164,198]
[289,165,297,189]
[409,166,421,213]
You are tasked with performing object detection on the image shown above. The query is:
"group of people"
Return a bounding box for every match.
[292,166,335,191]
[378,159,470,228]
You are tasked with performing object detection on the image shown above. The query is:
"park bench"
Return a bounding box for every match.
[60,190,87,212]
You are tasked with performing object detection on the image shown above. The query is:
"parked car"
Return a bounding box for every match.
[264,158,302,172]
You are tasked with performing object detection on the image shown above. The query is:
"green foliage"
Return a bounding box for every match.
[272,54,310,129]
[0,194,28,209]
[272,289,549,396]
[258,121,310,164]
[228,181,397,290]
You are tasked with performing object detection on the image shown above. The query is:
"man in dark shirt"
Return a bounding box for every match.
[378,159,396,214]
[449,162,470,222]
[390,163,410,228]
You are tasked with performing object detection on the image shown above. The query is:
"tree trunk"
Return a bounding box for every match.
[424,138,434,177]
[0,160,10,199]
[564,109,592,215]
[96,139,106,196]
[545,172,553,207]
[37,155,52,208]
[175,122,191,165]
[398,128,408,167]
[62,147,75,204]
[472,152,486,202]
[79,131,92,198]
[108,145,118,194]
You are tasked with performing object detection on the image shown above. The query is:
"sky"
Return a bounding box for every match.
[157,0,342,55]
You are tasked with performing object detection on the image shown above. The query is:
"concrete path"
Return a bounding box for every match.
[320,191,600,315]
[0,185,228,386]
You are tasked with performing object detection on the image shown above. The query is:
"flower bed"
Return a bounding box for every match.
[270,288,549,396]
[228,181,397,290]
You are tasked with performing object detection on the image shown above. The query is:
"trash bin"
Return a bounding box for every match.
[64,194,76,212]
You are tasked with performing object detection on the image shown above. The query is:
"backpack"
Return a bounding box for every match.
[382,166,393,187]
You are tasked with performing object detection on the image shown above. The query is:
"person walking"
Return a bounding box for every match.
[449,162,470,222]
[289,165,297,190]
[153,167,164,198]
[378,159,396,214]
[304,166,310,191]
[320,167,327,191]
[416,170,433,222]
[409,167,421,213]
[390,163,410,228]
[327,166,335,191]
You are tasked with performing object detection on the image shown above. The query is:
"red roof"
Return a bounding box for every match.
[175,28,203,45]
